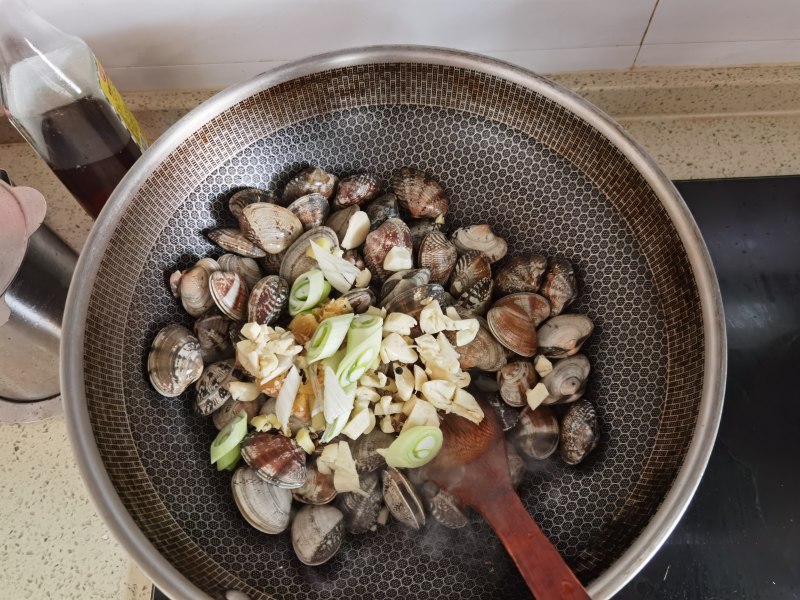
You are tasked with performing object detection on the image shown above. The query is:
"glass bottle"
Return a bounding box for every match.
[0,0,147,218]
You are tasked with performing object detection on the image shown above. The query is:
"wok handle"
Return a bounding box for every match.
[473,487,591,600]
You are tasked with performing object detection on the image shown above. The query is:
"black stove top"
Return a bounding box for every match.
[154,176,800,600]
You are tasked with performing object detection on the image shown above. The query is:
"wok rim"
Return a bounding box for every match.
[61,44,726,600]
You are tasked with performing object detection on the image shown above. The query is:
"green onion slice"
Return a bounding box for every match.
[384,426,444,468]
[335,329,382,388]
[289,269,331,316]
[215,443,241,471]
[306,313,354,363]
[210,410,248,464]
[346,313,383,348]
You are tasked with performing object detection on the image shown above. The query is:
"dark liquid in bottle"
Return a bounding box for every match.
[40,97,142,218]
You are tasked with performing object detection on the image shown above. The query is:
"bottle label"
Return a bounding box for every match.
[95,59,148,150]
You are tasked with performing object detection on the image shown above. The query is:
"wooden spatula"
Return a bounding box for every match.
[420,395,590,600]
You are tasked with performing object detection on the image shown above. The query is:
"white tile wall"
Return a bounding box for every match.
[26,0,655,89]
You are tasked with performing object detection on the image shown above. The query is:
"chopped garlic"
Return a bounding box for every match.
[380,415,395,433]
[526,382,549,410]
[355,386,381,404]
[310,411,326,432]
[363,409,377,435]
[341,210,371,249]
[365,305,387,318]
[250,414,272,432]
[420,380,456,410]
[305,236,334,258]
[403,398,440,430]
[402,395,418,416]
[353,396,371,412]
[317,443,339,475]
[240,322,261,341]
[413,365,429,390]
[295,428,315,454]
[355,268,372,288]
[452,318,479,346]
[534,355,554,377]
[394,366,415,401]
[341,407,373,440]
[419,300,449,334]
[449,389,484,424]
[383,312,417,336]
[452,370,471,389]
[333,441,364,494]
[380,333,419,364]
[227,381,261,402]
[377,505,390,526]
[383,246,413,271]
[359,371,388,388]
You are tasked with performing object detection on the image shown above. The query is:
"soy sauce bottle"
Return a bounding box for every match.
[0,0,147,218]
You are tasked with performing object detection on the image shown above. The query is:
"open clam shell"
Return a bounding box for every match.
[239,203,303,255]
[147,324,204,397]
[494,254,548,296]
[209,271,249,321]
[497,361,538,408]
[408,218,442,252]
[229,188,278,219]
[207,228,267,258]
[291,504,344,566]
[537,314,594,358]
[421,481,469,529]
[241,432,307,489]
[247,275,289,325]
[293,462,337,506]
[382,467,426,530]
[380,268,431,306]
[391,167,449,219]
[363,218,412,283]
[333,173,381,209]
[286,193,330,231]
[451,224,507,263]
[279,226,339,286]
[283,166,338,204]
[448,250,492,298]
[337,470,383,534]
[559,399,599,465]
[383,283,453,324]
[218,254,262,289]
[418,230,457,285]
[486,293,550,357]
[509,405,560,460]
[541,354,590,405]
[231,466,292,535]
[540,256,578,317]
[365,192,400,230]
[194,359,246,416]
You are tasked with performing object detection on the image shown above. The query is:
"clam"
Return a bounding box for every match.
[497,361,538,408]
[383,283,452,324]
[147,324,204,397]
[283,166,338,204]
[380,268,431,306]
[194,359,247,416]
[342,248,365,270]
[456,277,494,315]
[365,192,400,230]
[486,293,550,357]
[178,259,220,317]
[229,188,277,219]
[218,254,262,289]
[363,218,412,282]
[540,256,578,317]
[337,470,383,534]
[209,271,249,321]
[341,287,376,314]
[332,173,381,209]
[293,462,337,505]
[448,250,492,298]
[559,399,599,465]
[408,218,442,253]
[451,224,507,263]
[241,432,307,489]
[421,481,469,529]
[231,466,292,534]
[391,167,449,219]
[168,270,182,298]
[247,275,289,325]
[537,314,594,358]
[449,313,507,372]
[540,354,590,405]
[213,396,262,430]
[257,249,285,275]
[324,204,358,243]
[239,203,303,254]
[486,391,521,431]
[507,445,526,489]
[382,467,426,530]
[207,228,267,258]
[509,405,560,460]
[291,504,344,566]
[351,428,394,472]
[278,226,339,286]
[494,254,548,296]
[286,193,330,231]
[193,314,235,363]
[418,231,457,285]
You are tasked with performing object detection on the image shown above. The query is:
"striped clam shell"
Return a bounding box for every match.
[207,228,266,258]
[229,187,278,219]
[218,253,262,289]
[241,432,307,489]
[193,314,235,363]
[178,260,220,317]
[391,167,449,220]
[494,254,548,296]
[239,203,304,255]
[540,256,578,317]
[418,230,458,285]
[194,359,246,416]
[363,218,412,283]
[232,466,293,534]
[448,250,492,298]
[147,324,204,397]
[283,166,338,204]
[456,276,494,316]
[332,173,382,209]
[247,275,289,325]
[487,292,551,357]
[286,192,330,231]
[209,271,249,321]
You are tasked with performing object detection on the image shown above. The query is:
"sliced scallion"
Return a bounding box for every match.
[335,330,382,388]
[289,269,331,315]
[210,410,248,464]
[215,444,241,471]
[346,313,383,347]
[383,426,443,468]
[306,313,355,363]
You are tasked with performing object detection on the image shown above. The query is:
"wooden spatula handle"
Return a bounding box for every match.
[473,488,591,600]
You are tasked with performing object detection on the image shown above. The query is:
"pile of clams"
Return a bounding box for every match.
[148,164,600,566]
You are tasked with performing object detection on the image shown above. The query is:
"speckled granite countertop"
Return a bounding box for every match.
[1,63,797,599]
